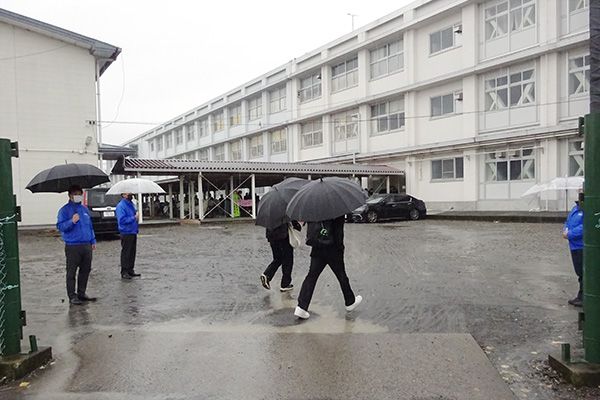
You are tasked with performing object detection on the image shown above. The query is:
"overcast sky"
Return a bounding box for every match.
[2,0,416,145]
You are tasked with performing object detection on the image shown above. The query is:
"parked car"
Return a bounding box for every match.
[351,193,426,223]
[83,188,121,234]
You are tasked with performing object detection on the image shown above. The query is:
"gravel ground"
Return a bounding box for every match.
[4,219,600,399]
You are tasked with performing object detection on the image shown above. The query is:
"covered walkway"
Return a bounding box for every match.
[111,156,404,222]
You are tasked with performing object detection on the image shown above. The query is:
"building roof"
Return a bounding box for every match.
[111,157,403,188]
[99,143,138,160]
[0,8,121,75]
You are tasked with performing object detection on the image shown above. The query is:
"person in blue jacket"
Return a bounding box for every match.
[116,192,141,279]
[56,185,97,305]
[563,191,584,307]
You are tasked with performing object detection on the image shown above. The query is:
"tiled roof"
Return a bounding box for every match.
[112,157,403,176]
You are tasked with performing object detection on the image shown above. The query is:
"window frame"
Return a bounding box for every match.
[568,139,584,177]
[156,137,163,151]
[569,0,589,13]
[229,104,242,127]
[186,125,195,142]
[213,144,225,161]
[431,157,464,180]
[430,93,456,118]
[370,38,404,80]
[485,0,536,41]
[198,148,209,161]
[370,97,405,136]
[198,119,208,137]
[331,56,359,93]
[485,148,535,182]
[149,141,155,152]
[429,25,460,55]
[333,111,359,142]
[300,120,323,148]
[248,96,262,121]
[249,135,264,159]
[271,129,287,154]
[269,86,286,114]
[299,72,322,103]
[568,53,590,96]
[229,140,243,161]
[166,133,173,149]
[175,130,183,146]
[485,65,535,111]
[213,112,224,132]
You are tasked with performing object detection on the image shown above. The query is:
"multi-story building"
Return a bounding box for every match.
[123,0,589,211]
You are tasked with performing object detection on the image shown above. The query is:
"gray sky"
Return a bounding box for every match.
[1,0,415,145]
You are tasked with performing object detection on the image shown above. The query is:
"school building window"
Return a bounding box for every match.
[569,54,590,96]
[299,73,322,103]
[370,97,405,135]
[570,0,588,13]
[156,137,163,151]
[370,38,403,79]
[198,148,209,161]
[271,129,287,154]
[569,140,584,177]
[301,120,323,148]
[149,141,154,152]
[166,133,173,149]
[186,125,195,142]
[485,66,535,111]
[485,0,535,41]
[431,93,455,117]
[331,56,358,92]
[229,104,242,126]
[176,130,183,146]
[485,148,535,181]
[432,158,464,180]
[430,25,459,55]
[230,140,242,161]
[249,135,264,158]
[213,144,225,161]
[213,112,224,132]
[248,96,262,121]
[270,86,286,114]
[333,111,359,142]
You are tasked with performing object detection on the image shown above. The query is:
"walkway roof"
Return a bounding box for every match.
[111,157,403,187]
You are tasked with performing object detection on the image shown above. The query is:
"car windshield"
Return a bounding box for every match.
[366,196,384,204]
[88,191,121,207]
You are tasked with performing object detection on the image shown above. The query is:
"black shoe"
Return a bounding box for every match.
[568,298,583,307]
[280,284,294,292]
[128,272,141,277]
[121,273,133,279]
[260,274,270,290]
[78,294,97,302]
[69,298,83,305]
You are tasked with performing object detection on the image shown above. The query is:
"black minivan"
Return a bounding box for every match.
[84,188,121,234]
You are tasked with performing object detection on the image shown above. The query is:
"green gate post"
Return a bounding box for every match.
[0,138,23,356]
[583,113,600,364]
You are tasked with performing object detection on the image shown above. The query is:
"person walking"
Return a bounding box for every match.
[56,185,97,305]
[116,192,141,279]
[261,221,301,292]
[563,191,584,307]
[294,215,362,319]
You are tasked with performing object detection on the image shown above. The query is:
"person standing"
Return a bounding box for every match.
[294,215,362,319]
[116,192,141,279]
[563,192,584,307]
[233,190,241,218]
[56,185,97,305]
[261,221,301,292]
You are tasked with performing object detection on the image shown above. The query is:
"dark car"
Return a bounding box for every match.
[351,193,426,223]
[83,188,122,234]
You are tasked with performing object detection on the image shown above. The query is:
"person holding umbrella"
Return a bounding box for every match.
[286,177,365,319]
[563,188,584,307]
[56,185,97,305]
[116,192,141,279]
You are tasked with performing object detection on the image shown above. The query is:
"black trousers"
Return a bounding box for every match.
[120,234,137,274]
[263,239,294,288]
[571,248,583,299]
[65,243,92,300]
[297,250,355,311]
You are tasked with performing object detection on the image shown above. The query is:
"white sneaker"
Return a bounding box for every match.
[294,306,310,319]
[346,295,363,311]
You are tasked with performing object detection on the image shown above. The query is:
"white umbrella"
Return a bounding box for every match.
[521,176,584,197]
[106,178,166,195]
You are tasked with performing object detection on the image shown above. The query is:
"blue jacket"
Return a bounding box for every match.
[564,204,583,250]
[56,202,96,245]
[116,198,138,234]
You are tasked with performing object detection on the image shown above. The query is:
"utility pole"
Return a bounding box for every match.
[347,13,358,31]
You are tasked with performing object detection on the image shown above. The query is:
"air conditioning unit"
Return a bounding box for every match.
[454,92,463,101]
[496,151,506,159]
[453,24,463,34]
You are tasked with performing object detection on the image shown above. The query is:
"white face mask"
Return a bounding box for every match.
[72,195,83,203]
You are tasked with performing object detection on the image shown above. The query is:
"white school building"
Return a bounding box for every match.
[122,0,590,212]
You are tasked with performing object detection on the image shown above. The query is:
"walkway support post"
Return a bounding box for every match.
[251,174,256,218]
[179,176,185,220]
[198,173,204,221]
[168,184,173,219]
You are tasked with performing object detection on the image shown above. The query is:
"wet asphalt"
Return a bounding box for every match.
[2,219,599,399]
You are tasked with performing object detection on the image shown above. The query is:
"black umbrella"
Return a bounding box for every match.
[272,177,310,203]
[286,177,367,222]
[256,188,289,229]
[26,163,110,193]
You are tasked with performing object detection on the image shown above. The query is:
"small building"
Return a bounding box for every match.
[0,8,120,225]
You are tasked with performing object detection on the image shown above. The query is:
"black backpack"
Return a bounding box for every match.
[305,220,334,247]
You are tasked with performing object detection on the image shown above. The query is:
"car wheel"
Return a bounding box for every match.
[409,208,420,221]
[367,211,378,223]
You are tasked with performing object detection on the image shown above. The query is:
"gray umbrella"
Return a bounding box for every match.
[255,188,290,229]
[286,177,367,222]
[26,163,110,193]
[272,177,310,203]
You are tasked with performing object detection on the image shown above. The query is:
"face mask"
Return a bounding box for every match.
[127,195,133,201]
[72,195,83,203]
